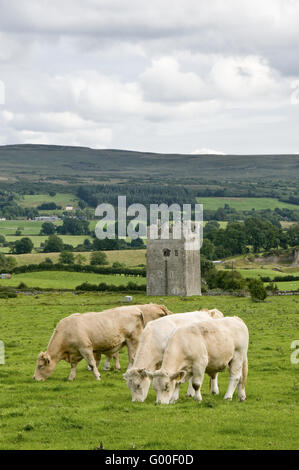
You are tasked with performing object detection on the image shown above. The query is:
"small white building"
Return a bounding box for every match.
[65,205,74,211]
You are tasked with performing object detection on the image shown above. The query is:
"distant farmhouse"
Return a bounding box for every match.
[65,205,74,211]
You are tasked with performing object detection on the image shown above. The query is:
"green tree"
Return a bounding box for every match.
[59,251,75,264]
[75,254,86,265]
[40,222,56,235]
[12,237,34,254]
[57,217,89,235]
[0,253,17,270]
[43,235,64,253]
[288,223,299,247]
[248,278,267,301]
[90,251,109,266]
[201,239,215,260]
[112,261,126,269]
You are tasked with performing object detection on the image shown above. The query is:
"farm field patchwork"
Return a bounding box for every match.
[0,293,298,450]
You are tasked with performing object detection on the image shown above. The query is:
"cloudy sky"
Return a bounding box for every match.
[0,0,299,154]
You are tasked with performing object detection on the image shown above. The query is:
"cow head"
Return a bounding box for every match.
[33,352,55,381]
[148,369,187,405]
[123,368,151,402]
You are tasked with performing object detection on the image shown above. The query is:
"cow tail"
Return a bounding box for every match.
[242,359,248,388]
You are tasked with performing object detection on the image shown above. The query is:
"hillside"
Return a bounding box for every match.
[0,144,299,184]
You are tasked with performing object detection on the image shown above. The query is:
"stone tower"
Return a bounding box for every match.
[146,224,201,296]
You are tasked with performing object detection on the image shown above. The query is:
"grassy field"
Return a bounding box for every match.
[0,293,298,450]
[0,220,63,236]
[0,271,146,290]
[235,268,299,280]
[5,250,146,267]
[19,194,79,209]
[3,235,92,249]
[196,197,299,211]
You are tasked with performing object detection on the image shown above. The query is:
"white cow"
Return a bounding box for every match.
[123,308,223,402]
[34,304,170,382]
[147,316,249,404]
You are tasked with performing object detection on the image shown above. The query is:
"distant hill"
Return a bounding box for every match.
[0,144,298,184]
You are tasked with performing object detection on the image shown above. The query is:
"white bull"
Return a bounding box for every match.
[147,316,249,404]
[123,308,224,402]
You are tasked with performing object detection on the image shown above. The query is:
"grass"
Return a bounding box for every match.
[0,293,298,449]
[0,271,146,290]
[196,197,299,211]
[5,250,146,267]
[4,235,92,249]
[19,194,79,209]
[0,220,62,236]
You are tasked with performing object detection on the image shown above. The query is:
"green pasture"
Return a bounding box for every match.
[19,194,79,209]
[0,271,146,290]
[5,250,146,267]
[0,293,298,449]
[196,197,299,211]
[0,220,62,236]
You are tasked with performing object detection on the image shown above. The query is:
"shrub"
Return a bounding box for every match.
[248,278,267,301]
[90,251,109,266]
[59,251,75,265]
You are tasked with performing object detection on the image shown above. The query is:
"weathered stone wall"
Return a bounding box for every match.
[146,233,201,296]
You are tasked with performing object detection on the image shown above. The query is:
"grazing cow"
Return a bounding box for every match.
[123,308,224,402]
[91,304,172,372]
[33,304,170,382]
[146,316,249,404]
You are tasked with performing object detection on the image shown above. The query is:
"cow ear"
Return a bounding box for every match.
[170,370,186,383]
[41,352,51,365]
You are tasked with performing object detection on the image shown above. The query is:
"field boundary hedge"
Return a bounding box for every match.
[10,262,146,277]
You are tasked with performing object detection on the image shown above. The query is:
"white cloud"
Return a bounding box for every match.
[0,0,298,153]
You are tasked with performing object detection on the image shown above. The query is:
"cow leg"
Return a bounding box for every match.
[237,359,248,402]
[192,362,206,402]
[88,353,101,371]
[80,348,101,381]
[192,376,204,402]
[114,352,121,371]
[224,355,243,400]
[103,355,111,371]
[68,362,78,381]
[210,373,219,395]
[186,379,195,397]
[170,383,180,403]
[126,339,139,369]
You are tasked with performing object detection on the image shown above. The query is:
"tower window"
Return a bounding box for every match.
[163,248,171,257]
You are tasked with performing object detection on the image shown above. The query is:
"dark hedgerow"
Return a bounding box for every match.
[75,281,146,292]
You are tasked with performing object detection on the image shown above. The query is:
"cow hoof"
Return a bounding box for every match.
[224,396,232,401]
